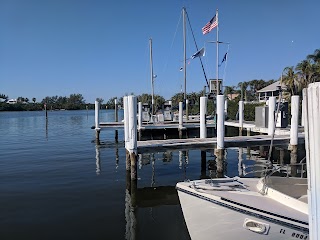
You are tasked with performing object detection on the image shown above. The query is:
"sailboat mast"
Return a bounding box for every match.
[216,9,219,96]
[183,7,187,102]
[149,38,154,115]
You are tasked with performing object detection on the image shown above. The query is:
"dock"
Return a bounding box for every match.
[137,133,305,153]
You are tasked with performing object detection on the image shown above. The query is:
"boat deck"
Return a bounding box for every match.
[177,177,308,227]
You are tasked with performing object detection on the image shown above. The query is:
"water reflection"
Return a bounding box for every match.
[95,145,101,175]
[92,142,306,240]
[45,118,48,140]
[240,146,306,178]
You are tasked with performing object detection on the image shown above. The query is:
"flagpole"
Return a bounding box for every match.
[149,38,154,115]
[216,9,219,97]
[183,7,187,103]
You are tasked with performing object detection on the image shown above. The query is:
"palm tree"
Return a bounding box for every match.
[295,59,316,88]
[237,82,249,101]
[32,97,36,103]
[307,49,320,64]
[282,66,298,95]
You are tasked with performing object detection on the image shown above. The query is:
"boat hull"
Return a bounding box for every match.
[177,184,309,240]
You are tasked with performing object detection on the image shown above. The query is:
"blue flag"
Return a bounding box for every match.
[191,47,205,59]
[219,52,228,67]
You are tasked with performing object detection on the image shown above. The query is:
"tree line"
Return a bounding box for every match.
[1,48,319,113]
[281,49,320,96]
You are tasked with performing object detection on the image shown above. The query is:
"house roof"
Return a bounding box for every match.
[257,81,286,93]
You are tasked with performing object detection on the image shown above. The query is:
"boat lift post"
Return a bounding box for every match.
[289,95,299,152]
[95,100,101,144]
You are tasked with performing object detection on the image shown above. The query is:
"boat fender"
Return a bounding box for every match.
[243,218,270,235]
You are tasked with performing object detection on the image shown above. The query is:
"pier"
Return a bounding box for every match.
[136,134,305,154]
[93,94,305,181]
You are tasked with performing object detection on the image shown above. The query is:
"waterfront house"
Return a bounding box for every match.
[257,81,287,102]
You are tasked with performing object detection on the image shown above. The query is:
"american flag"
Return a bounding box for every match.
[202,14,218,35]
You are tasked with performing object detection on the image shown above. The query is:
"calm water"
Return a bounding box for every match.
[0,110,305,240]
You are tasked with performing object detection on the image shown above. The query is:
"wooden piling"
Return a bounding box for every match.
[289,95,299,149]
[115,98,119,142]
[303,83,320,239]
[127,95,138,180]
[224,99,228,117]
[95,100,101,144]
[123,96,129,149]
[217,95,225,150]
[268,97,276,135]
[179,102,183,138]
[215,149,225,178]
[130,152,137,180]
[126,150,131,171]
[200,96,207,138]
[239,100,244,133]
[44,104,48,119]
[186,99,189,121]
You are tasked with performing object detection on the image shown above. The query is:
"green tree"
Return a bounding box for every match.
[0,94,8,102]
[296,59,317,88]
[32,97,36,103]
[282,66,298,95]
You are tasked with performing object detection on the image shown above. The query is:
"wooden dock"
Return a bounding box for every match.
[137,133,305,153]
[97,120,300,136]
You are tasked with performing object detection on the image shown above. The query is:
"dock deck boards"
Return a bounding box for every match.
[137,133,305,153]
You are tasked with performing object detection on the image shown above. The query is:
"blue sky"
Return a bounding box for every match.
[1,0,319,103]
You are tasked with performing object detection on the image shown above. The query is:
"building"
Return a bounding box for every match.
[7,99,17,104]
[257,81,287,102]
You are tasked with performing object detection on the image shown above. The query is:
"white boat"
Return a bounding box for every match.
[176,176,308,239]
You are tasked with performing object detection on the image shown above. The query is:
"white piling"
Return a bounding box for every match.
[224,99,228,117]
[123,96,129,149]
[138,102,142,130]
[303,83,320,239]
[290,95,299,146]
[267,97,276,135]
[301,97,305,127]
[239,100,244,129]
[217,95,225,149]
[114,98,118,122]
[95,100,100,129]
[200,96,207,138]
[128,96,137,153]
[179,102,183,129]
[186,99,189,121]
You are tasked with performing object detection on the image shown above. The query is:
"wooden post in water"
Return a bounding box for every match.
[224,99,228,118]
[123,96,130,171]
[44,103,48,119]
[238,100,244,135]
[267,97,276,135]
[301,97,305,127]
[289,95,299,152]
[114,98,118,142]
[95,100,101,144]
[128,95,138,180]
[179,102,183,138]
[216,95,225,156]
[303,83,320,239]
[200,96,207,138]
[138,102,142,140]
[200,96,208,177]
[185,99,189,122]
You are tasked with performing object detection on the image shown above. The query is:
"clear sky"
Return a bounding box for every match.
[1,0,319,103]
